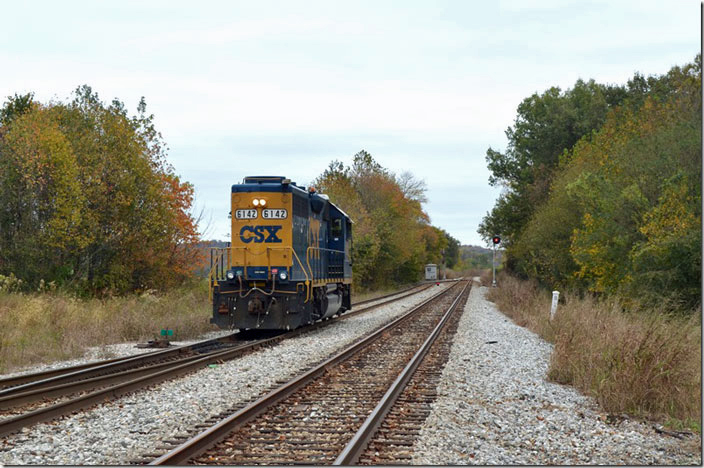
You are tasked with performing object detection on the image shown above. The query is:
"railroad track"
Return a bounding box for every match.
[0,335,242,393]
[0,281,439,393]
[145,280,470,465]
[0,282,441,438]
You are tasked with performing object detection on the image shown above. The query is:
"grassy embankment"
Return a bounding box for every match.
[484,272,701,432]
[0,279,432,374]
[0,280,216,374]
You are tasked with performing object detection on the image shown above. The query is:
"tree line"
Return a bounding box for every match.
[0,87,460,295]
[480,56,701,311]
[0,86,199,294]
[314,152,459,291]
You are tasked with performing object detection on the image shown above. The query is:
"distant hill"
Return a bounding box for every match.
[458,245,501,270]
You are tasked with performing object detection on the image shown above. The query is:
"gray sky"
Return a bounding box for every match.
[0,0,699,245]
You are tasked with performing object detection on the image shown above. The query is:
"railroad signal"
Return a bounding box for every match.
[491,235,500,287]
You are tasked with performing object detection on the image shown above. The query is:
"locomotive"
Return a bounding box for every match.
[209,176,352,330]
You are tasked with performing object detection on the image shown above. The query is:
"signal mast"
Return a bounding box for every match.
[491,235,501,287]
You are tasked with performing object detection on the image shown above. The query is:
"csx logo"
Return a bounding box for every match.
[239,225,283,243]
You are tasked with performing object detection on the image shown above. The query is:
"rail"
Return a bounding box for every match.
[0,285,439,442]
[149,282,463,465]
[334,281,470,464]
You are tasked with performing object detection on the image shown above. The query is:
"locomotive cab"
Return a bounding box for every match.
[209,176,352,330]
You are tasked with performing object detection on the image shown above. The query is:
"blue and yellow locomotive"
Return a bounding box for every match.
[209,176,352,330]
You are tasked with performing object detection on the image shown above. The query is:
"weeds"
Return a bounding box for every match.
[0,280,422,374]
[0,280,216,374]
[487,273,701,430]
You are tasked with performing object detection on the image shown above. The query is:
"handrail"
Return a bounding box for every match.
[208,247,230,302]
[212,246,313,304]
[265,246,312,302]
[306,246,347,286]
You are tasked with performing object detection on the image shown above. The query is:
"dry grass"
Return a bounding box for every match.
[0,281,423,374]
[478,269,495,287]
[0,281,217,374]
[487,273,701,431]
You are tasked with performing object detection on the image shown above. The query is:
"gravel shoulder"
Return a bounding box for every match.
[0,283,451,465]
[412,282,702,465]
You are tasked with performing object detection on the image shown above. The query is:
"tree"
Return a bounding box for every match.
[497,56,701,311]
[0,92,34,126]
[314,151,452,290]
[480,56,702,313]
[0,86,199,293]
[481,79,627,247]
[0,105,87,283]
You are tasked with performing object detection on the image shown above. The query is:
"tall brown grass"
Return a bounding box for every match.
[487,273,701,431]
[0,281,424,374]
[0,281,217,374]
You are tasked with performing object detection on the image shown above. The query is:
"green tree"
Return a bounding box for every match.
[481,79,626,246]
[481,55,702,313]
[0,93,34,125]
[504,56,701,311]
[568,82,701,307]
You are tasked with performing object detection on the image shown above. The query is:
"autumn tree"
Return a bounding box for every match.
[314,151,453,290]
[0,86,199,294]
[0,102,87,283]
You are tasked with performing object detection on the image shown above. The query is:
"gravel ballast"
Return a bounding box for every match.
[1,281,699,465]
[412,282,701,465]
[0,284,451,465]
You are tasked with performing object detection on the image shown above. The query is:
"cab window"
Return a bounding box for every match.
[331,218,342,238]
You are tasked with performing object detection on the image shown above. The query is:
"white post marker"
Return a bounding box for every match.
[550,291,560,320]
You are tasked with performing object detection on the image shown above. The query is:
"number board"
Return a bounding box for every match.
[235,209,258,219]
[262,209,288,219]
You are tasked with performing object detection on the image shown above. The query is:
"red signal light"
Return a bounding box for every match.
[492,236,501,245]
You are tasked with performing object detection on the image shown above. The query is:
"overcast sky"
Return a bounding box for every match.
[1,0,699,245]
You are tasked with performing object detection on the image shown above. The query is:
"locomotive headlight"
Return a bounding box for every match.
[279,271,288,281]
[259,198,267,207]
[252,199,260,206]
[226,270,235,280]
